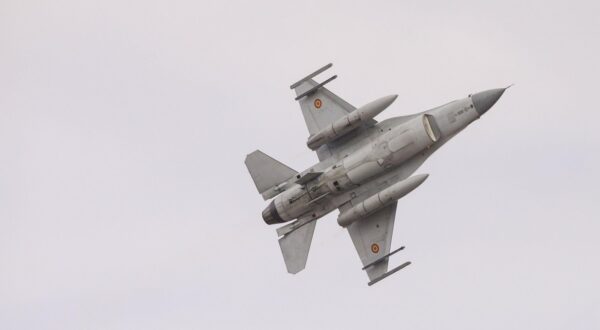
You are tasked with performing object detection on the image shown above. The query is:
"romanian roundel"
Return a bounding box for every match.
[371,243,380,254]
[314,98,322,109]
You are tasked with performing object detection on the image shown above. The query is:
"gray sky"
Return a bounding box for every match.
[1,0,599,329]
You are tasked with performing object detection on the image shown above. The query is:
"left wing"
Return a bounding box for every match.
[345,202,411,285]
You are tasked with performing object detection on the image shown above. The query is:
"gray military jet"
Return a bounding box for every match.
[245,63,508,285]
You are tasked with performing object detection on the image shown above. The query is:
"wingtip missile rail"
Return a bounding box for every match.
[368,261,412,286]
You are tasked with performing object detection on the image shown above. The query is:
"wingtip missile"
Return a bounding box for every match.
[367,261,412,286]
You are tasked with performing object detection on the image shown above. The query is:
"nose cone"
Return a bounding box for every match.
[471,88,507,116]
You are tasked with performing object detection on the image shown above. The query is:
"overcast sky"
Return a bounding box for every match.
[1,0,599,329]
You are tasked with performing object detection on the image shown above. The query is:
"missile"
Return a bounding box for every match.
[307,94,398,150]
[337,174,429,227]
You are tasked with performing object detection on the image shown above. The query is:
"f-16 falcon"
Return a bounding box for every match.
[245,63,508,285]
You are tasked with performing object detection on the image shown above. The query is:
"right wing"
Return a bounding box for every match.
[290,64,376,161]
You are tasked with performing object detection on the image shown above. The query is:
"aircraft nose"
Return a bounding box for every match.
[471,87,508,116]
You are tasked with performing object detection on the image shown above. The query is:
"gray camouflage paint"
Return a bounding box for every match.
[264,88,506,226]
[246,80,507,283]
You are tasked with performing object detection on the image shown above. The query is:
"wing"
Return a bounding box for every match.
[344,201,411,285]
[346,202,397,281]
[290,64,376,161]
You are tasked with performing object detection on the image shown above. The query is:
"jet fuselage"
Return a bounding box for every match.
[262,88,506,226]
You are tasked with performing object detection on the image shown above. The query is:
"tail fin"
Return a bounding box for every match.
[245,150,297,200]
[278,220,317,274]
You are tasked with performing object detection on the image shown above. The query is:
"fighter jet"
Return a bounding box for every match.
[245,63,508,285]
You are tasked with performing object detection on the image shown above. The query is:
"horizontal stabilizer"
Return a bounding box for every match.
[245,150,297,200]
[276,217,315,237]
[278,220,317,274]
